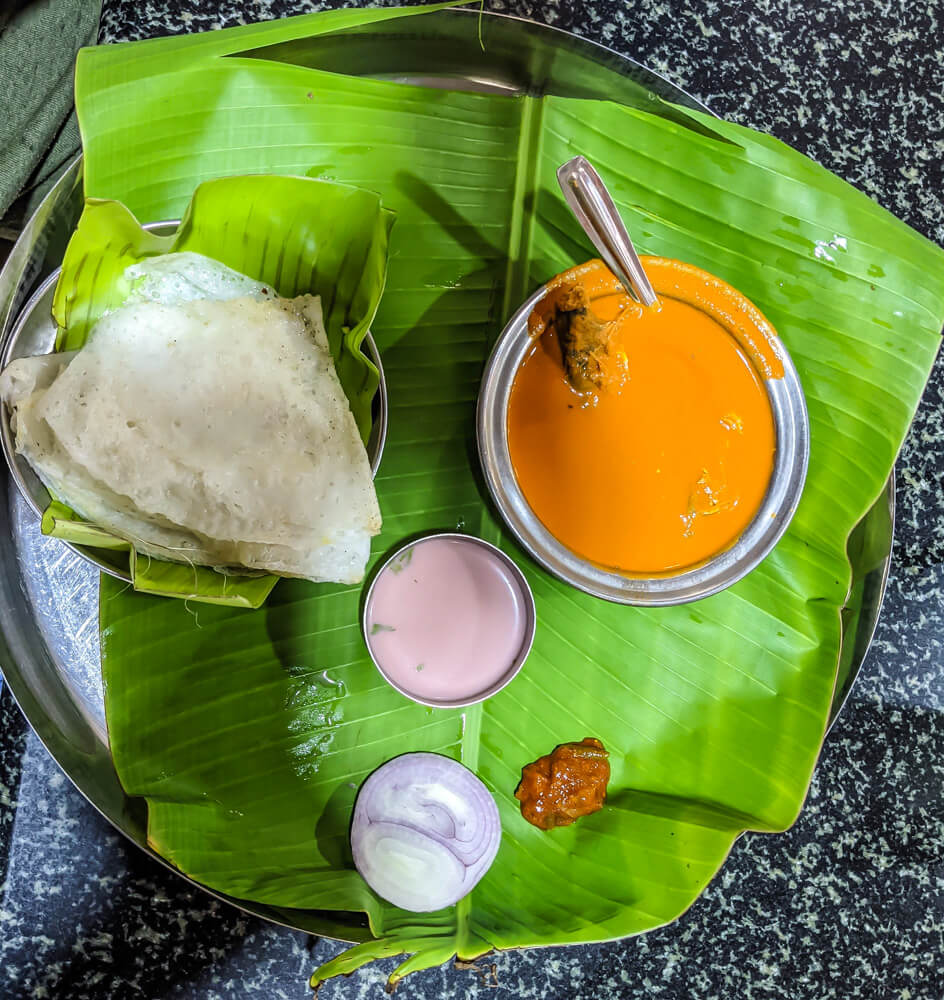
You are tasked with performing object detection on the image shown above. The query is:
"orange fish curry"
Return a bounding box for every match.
[507,258,784,575]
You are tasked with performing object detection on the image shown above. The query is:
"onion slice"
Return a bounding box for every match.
[350,753,501,912]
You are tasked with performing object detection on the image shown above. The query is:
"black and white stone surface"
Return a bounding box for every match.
[2,1,943,997]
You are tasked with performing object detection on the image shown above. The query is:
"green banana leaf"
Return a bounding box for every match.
[75,5,944,989]
[43,173,394,607]
[42,501,278,606]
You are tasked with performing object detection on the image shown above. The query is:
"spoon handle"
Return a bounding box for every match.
[556,156,659,308]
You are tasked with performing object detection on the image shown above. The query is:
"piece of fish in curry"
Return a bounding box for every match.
[529,279,615,394]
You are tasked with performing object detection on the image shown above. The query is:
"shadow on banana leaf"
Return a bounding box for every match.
[603,788,772,834]
[237,7,736,144]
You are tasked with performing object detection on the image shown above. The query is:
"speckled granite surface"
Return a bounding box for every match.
[1,2,942,998]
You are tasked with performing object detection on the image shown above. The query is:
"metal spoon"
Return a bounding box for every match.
[556,155,659,308]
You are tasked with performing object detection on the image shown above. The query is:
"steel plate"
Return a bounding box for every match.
[0,8,894,937]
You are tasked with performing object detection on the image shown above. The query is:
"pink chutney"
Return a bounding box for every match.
[364,535,533,705]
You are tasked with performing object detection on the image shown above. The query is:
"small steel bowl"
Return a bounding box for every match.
[477,283,810,606]
[0,220,388,583]
[361,532,537,708]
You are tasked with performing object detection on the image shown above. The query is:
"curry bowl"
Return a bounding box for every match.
[477,268,810,606]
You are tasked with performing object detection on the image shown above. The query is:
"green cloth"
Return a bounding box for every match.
[0,0,101,244]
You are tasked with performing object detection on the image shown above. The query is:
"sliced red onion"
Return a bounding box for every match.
[351,752,501,912]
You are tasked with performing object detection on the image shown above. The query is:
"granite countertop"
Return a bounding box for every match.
[1,2,942,998]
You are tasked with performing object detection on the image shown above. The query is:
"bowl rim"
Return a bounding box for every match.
[0,219,388,583]
[476,276,811,607]
[361,531,537,708]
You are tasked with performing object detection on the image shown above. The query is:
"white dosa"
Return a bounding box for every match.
[0,255,382,584]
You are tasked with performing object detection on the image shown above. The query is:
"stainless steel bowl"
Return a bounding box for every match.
[0,220,388,583]
[477,282,810,606]
[361,532,537,709]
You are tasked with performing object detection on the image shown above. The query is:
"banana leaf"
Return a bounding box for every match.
[75,5,944,989]
[42,173,394,607]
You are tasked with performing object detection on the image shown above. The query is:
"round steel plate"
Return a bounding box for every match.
[0,7,894,938]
